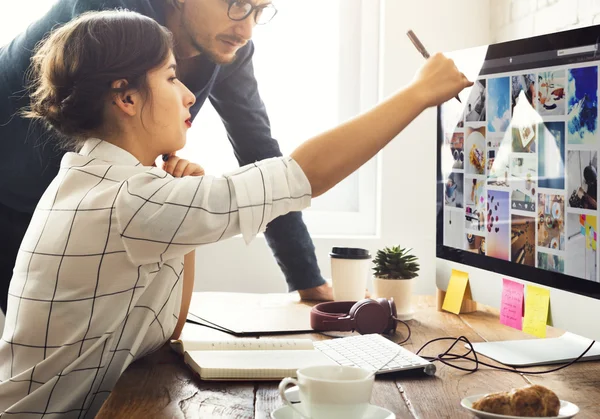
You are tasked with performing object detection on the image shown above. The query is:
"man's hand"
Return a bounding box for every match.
[298,283,334,301]
[162,155,205,177]
[298,283,370,301]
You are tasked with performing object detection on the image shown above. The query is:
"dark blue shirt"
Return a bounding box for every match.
[0,0,325,291]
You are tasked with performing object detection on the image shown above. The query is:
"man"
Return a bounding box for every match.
[0,0,333,315]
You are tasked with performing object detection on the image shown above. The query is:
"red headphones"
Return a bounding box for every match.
[310,298,398,335]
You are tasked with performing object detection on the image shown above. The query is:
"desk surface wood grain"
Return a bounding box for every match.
[96,295,600,419]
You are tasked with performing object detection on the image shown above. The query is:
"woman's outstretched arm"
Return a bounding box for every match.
[292,53,471,197]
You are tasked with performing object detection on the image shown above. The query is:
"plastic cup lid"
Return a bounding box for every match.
[329,247,371,259]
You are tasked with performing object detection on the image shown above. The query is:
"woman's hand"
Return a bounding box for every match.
[162,155,205,177]
[411,52,473,108]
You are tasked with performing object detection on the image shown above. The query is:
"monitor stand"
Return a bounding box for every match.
[470,332,600,367]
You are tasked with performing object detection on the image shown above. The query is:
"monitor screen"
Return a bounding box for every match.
[437,25,600,300]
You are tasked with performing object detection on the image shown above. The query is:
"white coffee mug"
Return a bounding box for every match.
[330,247,371,301]
[278,365,374,419]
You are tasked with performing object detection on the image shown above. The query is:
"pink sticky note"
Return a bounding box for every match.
[500,278,524,330]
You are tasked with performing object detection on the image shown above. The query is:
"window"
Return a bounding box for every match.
[180,0,381,236]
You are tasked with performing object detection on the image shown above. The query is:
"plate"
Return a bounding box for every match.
[467,131,486,174]
[461,394,579,418]
[271,403,396,419]
[519,125,535,148]
[552,201,562,219]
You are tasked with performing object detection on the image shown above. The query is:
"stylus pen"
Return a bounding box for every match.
[406,29,462,103]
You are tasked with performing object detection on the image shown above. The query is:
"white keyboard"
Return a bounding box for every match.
[313,334,436,376]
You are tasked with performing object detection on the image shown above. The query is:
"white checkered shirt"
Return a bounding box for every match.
[0,139,311,418]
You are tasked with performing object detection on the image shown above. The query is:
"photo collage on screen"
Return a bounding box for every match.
[443,60,600,283]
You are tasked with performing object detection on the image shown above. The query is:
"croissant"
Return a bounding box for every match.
[472,385,560,417]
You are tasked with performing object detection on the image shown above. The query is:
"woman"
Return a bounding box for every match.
[0,10,470,417]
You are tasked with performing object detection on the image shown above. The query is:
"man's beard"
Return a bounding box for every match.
[176,2,242,65]
[191,37,238,66]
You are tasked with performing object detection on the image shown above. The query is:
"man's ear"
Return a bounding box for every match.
[111,79,137,116]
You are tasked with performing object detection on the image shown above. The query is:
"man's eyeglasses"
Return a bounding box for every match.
[226,0,277,25]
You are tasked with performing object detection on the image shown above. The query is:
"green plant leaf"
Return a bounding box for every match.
[371,245,419,279]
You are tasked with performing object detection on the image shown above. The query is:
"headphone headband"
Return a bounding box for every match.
[310,301,357,332]
[310,298,397,335]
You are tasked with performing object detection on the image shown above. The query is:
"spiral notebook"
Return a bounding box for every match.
[170,336,335,381]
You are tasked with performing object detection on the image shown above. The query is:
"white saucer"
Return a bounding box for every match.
[461,394,580,418]
[271,404,395,419]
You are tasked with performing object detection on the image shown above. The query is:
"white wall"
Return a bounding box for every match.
[492,0,600,43]
[192,0,491,296]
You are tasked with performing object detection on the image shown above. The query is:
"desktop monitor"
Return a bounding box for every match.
[436,25,600,366]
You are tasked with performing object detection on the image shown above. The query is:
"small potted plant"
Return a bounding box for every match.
[372,246,420,320]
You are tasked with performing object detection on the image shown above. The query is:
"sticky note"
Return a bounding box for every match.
[586,227,591,250]
[500,279,524,330]
[442,270,470,314]
[522,284,550,338]
[590,216,597,251]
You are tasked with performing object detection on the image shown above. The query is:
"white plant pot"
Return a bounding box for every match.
[372,277,414,321]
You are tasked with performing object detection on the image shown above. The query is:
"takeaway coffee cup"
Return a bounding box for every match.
[330,247,371,301]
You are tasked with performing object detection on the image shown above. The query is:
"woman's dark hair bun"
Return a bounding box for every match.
[23,9,173,149]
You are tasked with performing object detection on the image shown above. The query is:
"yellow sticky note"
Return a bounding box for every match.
[522,284,550,338]
[442,270,469,314]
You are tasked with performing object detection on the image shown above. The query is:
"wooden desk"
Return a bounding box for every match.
[96,295,600,418]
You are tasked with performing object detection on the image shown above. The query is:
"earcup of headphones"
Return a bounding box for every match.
[376,298,398,335]
[376,298,391,316]
[349,299,389,334]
